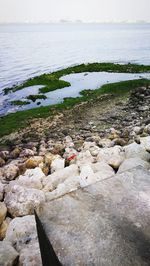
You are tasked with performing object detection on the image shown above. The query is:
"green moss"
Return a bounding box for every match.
[1,78,150,138]
[11,100,30,106]
[4,62,150,95]
[26,94,47,102]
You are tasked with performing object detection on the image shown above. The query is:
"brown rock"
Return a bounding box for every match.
[10,147,21,159]
[25,156,43,169]
[0,202,7,225]
[0,157,5,167]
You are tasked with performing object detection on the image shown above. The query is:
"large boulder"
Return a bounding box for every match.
[118,157,150,173]
[124,142,150,162]
[97,145,125,169]
[4,185,45,217]
[38,166,150,266]
[43,164,79,192]
[5,215,37,252]
[15,167,45,190]
[19,242,42,266]
[0,241,18,266]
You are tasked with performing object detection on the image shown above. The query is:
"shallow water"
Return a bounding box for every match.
[0,23,150,92]
[1,72,150,116]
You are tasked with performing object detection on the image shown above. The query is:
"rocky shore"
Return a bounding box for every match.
[0,86,150,265]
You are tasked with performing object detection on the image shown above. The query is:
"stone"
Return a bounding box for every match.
[46,176,80,201]
[0,219,9,240]
[97,145,125,169]
[25,156,43,169]
[124,142,150,162]
[118,157,150,173]
[19,242,42,266]
[144,124,150,134]
[113,138,127,146]
[79,163,115,187]
[44,153,60,167]
[64,136,74,148]
[4,185,45,217]
[0,157,5,167]
[10,147,21,159]
[43,164,79,192]
[76,150,95,167]
[0,181,4,201]
[0,164,19,181]
[133,126,143,135]
[0,150,9,160]
[5,215,37,252]
[39,166,150,266]
[0,241,18,266]
[20,149,35,158]
[51,157,65,173]
[15,167,45,189]
[0,202,7,225]
[140,136,150,152]
[98,138,114,148]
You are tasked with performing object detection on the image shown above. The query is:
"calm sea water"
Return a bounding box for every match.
[0,23,150,91]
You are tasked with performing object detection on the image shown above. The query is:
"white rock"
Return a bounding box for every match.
[43,164,79,192]
[144,124,150,134]
[79,163,114,187]
[118,157,150,173]
[46,176,80,201]
[63,147,78,160]
[19,242,42,266]
[5,215,37,252]
[64,136,74,148]
[4,185,45,217]
[140,136,150,152]
[16,167,45,190]
[0,164,19,181]
[124,142,150,162]
[76,150,95,167]
[0,241,18,266]
[97,145,125,169]
[51,158,65,173]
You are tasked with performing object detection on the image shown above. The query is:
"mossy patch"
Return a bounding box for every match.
[1,78,150,138]
[26,94,47,102]
[11,100,30,106]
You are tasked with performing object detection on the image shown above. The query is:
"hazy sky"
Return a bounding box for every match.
[0,0,150,23]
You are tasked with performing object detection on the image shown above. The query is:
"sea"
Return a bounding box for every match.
[0,23,150,115]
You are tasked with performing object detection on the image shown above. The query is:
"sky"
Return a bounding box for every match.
[0,0,150,23]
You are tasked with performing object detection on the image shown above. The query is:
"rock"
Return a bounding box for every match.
[0,164,19,181]
[0,219,9,240]
[44,153,60,167]
[15,167,45,190]
[5,215,37,252]
[118,157,150,173]
[51,157,65,173]
[63,147,78,160]
[46,176,80,201]
[0,157,5,167]
[64,136,74,148]
[140,136,150,152]
[10,147,21,159]
[83,142,100,157]
[113,138,127,146]
[43,164,79,192]
[0,241,18,266]
[133,126,143,135]
[97,145,125,169]
[19,242,42,266]
[79,163,114,187]
[4,185,45,217]
[144,124,150,135]
[124,142,150,162]
[0,150,9,160]
[98,138,114,148]
[0,181,4,201]
[0,202,7,225]
[25,156,43,169]
[76,150,95,167]
[20,149,35,158]
[39,166,150,266]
